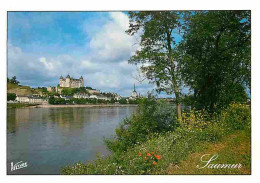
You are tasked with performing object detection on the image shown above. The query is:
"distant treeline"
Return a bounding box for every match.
[48,96,139,105]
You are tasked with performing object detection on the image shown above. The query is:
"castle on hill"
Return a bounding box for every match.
[59,74,84,88]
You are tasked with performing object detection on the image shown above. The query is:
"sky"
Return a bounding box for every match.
[7,12,182,97]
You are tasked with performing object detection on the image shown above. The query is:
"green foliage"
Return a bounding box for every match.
[41,87,47,92]
[118,98,127,104]
[127,11,187,119]
[48,96,66,104]
[128,99,138,104]
[105,99,178,153]
[7,93,16,101]
[60,87,90,96]
[48,96,115,105]
[62,128,197,175]
[221,103,251,131]
[7,103,38,108]
[8,76,20,84]
[61,102,250,175]
[61,88,76,95]
[109,98,116,104]
[179,11,250,111]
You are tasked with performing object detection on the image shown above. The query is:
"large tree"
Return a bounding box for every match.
[126,11,187,121]
[179,11,251,111]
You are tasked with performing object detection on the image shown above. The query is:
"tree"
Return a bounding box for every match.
[61,88,76,96]
[119,98,127,104]
[179,11,250,111]
[10,76,20,84]
[7,93,16,101]
[126,11,186,121]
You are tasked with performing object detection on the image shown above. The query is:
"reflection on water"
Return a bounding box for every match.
[7,106,137,175]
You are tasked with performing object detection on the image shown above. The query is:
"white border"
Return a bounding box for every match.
[1,0,260,183]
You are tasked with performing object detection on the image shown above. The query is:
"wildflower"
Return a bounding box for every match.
[138,153,142,157]
[156,155,161,160]
[153,161,157,165]
[147,153,151,157]
[151,152,154,154]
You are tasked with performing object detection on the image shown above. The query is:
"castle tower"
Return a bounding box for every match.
[65,74,71,87]
[59,75,64,87]
[80,76,84,87]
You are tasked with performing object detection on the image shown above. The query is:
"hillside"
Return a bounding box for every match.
[7,83,42,96]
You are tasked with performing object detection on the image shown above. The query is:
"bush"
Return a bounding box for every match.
[221,103,251,131]
[119,98,127,104]
[7,93,16,101]
[105,99,178,153]
[182,109,225,142]
[49,96,66,104]
[182,103,251,141]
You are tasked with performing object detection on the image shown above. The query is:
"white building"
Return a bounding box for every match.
[97,95,111,101]
[16,95,29,103]
[16,95,46,104]
[89,95,98,99]
[73,93,89,99]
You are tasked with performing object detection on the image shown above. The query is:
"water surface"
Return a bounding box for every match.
[7,106,137,174]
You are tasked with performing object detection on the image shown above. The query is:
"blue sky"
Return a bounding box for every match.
[8,12,184,97]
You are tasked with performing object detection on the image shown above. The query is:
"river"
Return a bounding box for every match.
[7,106,137,174]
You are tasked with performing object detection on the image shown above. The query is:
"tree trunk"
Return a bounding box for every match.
[177,102,182,122]
[174,89,182,123]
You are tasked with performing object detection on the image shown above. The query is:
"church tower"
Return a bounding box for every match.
[131,83,138,98]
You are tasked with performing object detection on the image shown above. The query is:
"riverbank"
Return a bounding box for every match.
[7,103,39,108]
[7,103,139,108]
[37,104,138,108]
[61,102,251,175]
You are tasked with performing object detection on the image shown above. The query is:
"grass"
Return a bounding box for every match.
[166,130,251,174]
[61,128,251,175]
[61,102,251,175]
[7,103,38,108]
[7,82,42,95]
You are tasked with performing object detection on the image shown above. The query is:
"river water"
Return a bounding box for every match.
[7,106,137,174]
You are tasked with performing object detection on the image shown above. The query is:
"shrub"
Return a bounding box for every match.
[119,98,128,104]
[182,109,225,142]
[7,93,16,101]
[105,99,178,153]
[221,103,251,131]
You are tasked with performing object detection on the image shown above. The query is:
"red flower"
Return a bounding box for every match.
[147,153,151,157]
[156,155,161,160]
[138,153,142,157]
[151,152,154,155]
[153,161,157,165]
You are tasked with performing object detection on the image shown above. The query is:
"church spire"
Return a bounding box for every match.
[134,83,136,92]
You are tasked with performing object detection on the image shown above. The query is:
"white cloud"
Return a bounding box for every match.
[88,12,138,62]
[39,57,54,71]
